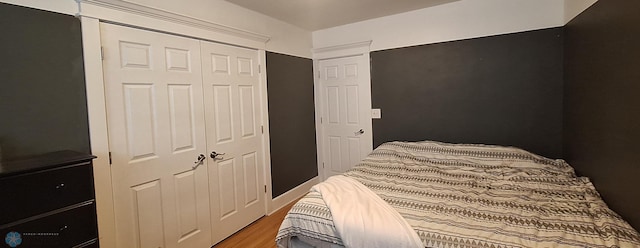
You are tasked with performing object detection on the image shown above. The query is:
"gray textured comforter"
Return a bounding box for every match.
[277,141,640,247]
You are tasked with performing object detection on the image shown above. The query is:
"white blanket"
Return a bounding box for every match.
[311,175,423,248]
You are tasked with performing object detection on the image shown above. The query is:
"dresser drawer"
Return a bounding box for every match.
[0,162,95,225]
[0,202,98,248]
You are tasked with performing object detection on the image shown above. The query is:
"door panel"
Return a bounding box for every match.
[346,86,360,124]
[243,152,259,205]
[348,138,362,166]
[168,85,196,152]
[319,55,373,178]
[240,86,257,138]
[165,48,191,72]
[131,180,164,248]
[101,23,211,248]
[212,85,234,144]
[174,170,199,241]
[327,86,340,123]
[237,57,254,76]
[217,158,237,218]
[119,41,151,69]
[201,40,265,244]
[123,84,157,161]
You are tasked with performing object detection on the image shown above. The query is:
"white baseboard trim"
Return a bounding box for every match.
[268,176,320,215]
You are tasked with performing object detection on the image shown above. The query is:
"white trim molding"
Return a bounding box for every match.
[80,16,116,248]
[268,176,320,215]
[312,40,373,60]
[77,0,269,43]
[0,0,78,15]
[76,0,271,49]
[258,50,276,217]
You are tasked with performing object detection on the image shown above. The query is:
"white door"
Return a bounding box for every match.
[200,40,266,244]
[101,23,211,248]
[318,54,373,179]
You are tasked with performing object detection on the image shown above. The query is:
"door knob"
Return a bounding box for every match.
[192,154,206,169]
[355,129,365,135]
[210,151,226,159]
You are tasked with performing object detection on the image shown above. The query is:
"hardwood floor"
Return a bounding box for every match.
[213,200,298,248]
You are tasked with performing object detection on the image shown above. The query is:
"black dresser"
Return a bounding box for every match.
[0,151,98,248]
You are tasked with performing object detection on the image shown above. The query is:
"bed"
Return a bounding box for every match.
[276,140,640,248]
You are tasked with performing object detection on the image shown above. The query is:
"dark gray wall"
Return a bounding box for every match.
[0,3,90,161]
[564,0,640,230]
[371,28,564,158]
[266,52,317,198]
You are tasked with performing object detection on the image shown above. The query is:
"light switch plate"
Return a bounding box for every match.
[371,109,381,119]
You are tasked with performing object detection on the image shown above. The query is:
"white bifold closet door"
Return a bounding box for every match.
[200,40,265,244]
[101,23,265,248]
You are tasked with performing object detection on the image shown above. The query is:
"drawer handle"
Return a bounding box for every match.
[55,183,65,189]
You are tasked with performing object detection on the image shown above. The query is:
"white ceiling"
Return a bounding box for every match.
[225,0,459,31]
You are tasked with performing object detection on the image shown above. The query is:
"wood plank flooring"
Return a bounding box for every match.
[213,200,298,248]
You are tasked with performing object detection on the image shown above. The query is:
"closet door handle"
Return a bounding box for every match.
[192,154,206,169]
[210,151,226,160]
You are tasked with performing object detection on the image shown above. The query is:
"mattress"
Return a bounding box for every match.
[276,141,640,248]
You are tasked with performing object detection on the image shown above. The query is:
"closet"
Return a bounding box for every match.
[100,23,265,247]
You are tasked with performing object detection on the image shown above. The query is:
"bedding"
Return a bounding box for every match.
[276,140,640,248]
[311,175,423,248]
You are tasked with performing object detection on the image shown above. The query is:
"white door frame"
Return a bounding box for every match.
[80,16,117,248]
[78,3,274,246]
[312,41,373,180]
